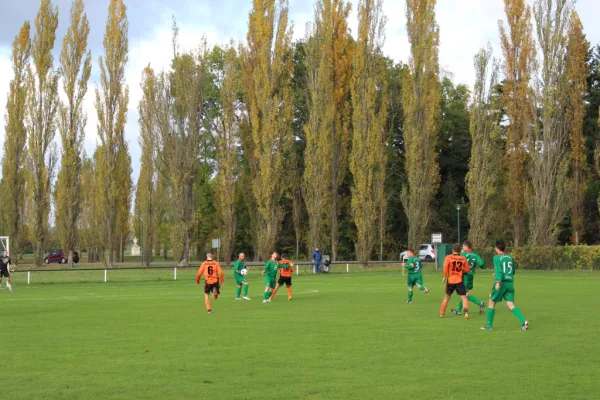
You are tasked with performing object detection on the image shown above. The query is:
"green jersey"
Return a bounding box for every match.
[461,251,484,276]
[264,260,279,277]
[233,260,246,277]
[405,256,423,274]
[493,253,516,282]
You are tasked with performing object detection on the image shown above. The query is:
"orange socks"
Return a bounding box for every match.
[287,287,292,299]
[440,299,448,316]
[270,287,279,300]
[204,297,211,311]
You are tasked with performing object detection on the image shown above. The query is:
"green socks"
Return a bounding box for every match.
[512,307,526,324]
[486,307,495,327]
[264,291,270,301]
[456,300,463,313]
[236,287,241,298]
[467,294,482,306]
[419,285,426,291]
[407,290,414,302]
[243,284,249,296]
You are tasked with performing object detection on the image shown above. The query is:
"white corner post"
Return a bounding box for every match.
[174,267,177,280]
[346,263,349,273]
[104,269,107,283]
[27,271,30,284]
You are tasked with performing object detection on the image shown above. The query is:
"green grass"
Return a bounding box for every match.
[3,269,599,400]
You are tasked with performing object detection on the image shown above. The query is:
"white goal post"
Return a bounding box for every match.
[0,236,9,255]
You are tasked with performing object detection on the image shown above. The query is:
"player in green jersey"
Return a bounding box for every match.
[262,252,280,303]
[452,240,486,316]
[233,253,251,301]
[402,249,430,303]
[482,240,529,331]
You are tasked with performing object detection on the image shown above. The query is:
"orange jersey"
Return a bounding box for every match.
[279,259,295,277]
[443,254,471,284]
[196,260,224,284]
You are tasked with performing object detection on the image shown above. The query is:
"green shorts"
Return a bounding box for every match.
[407,273,424,288]
[234,275,247,285]
[265,276,276,289]
[463,274,474,292]
[491,282,515,303]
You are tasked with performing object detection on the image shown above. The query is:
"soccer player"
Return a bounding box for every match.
[482,240,529,331]
[233,253,251,300]
[452,240,486,316]
[440,244,471,319]
[270,253,294,301]
[195,253,224,314]
[262,252,279,303]
[0,250,13,293]
[402,249,429,303]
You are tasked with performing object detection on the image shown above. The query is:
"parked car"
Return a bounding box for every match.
[45,250,80,264]
[399,244,436,262]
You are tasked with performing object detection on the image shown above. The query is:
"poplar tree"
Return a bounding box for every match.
[214,45,240,264]
[1,22,31,263]
[499,0,535,247]
[55,0,92,267]
[350,0,388,263]
[242,0,294,260]
[565,11,588,245]
[402,0,441,249]
[466,46,502,249]
[26,0,60,266]
[95,0,129,267]
[528,0,572,245]
[303,0,352,257]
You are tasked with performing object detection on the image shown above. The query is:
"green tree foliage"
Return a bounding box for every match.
[1,21,31,263]
[402,0,441,249]
[95,0,129,267]
[55,0,92,267]
[26,0,60,266]
[350,0,388,264]
[466,46,503,249]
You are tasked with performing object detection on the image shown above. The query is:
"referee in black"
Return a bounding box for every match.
[0,250,13,293]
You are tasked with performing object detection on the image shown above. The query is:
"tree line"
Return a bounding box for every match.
[1,0,599,267]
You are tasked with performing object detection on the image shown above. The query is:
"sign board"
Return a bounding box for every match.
[431,233,443,244]
[211,238,221,249]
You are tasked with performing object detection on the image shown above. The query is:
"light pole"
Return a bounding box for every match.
[455,204,461,244]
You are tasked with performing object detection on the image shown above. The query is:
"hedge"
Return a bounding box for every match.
[478,246,600,271]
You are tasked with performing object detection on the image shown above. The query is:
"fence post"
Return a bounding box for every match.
[104,269,107,283]
[346,263,349,273]
[27,271,30,284]
[296,265,299,276]
[174,267,177,281]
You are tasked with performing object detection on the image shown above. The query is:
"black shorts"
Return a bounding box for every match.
[0,267,9,278]
[277,276,292,287]
[446,282,466,296]
[204,282,221,295]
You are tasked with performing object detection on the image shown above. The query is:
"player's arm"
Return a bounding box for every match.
[196,264,206,285]
[442,258,449,282]
[476,254,485,269]
[217,263,225,285]
[493,259,502,289]
[462,257,471,273]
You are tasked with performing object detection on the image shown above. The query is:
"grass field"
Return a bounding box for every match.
[3,268,599,400]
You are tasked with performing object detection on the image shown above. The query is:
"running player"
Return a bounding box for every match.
[440,244,471,319]
[262,252,279,303]
[0,250,13,293]
[233,253,251,300]
[402,249,429,303]
[270,253,294,301]
[195,253,224,314]
[452,240,485,315]
[482,240,529,331]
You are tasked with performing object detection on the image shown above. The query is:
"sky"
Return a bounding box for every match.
[0,0,599,184]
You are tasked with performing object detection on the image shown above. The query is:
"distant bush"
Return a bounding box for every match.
[478,246,600,271]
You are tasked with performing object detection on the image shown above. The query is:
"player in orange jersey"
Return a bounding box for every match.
[440,244,471,319]
[270,253,295,301]
[195,252,224,314]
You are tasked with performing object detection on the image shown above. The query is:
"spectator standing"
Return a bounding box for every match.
[312,248,322,274]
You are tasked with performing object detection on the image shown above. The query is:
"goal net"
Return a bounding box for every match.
[0,236,8,255]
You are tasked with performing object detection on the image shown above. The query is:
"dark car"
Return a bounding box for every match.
[45,250,80,264]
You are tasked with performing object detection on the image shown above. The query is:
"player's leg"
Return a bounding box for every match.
[263,285,271,302]
[212,284,220,300]
[286,278,292,300]
[270,283,281,300]
[440,288,452,317]
[483,285,501,330]
[203,285,212,313]
[236,283,243,299]
[407,275,414,303]
[505,287,527,330]
[456,282,469,319]
[242,281,251,300]
[6,276,12,293]
[415,275,429,295]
